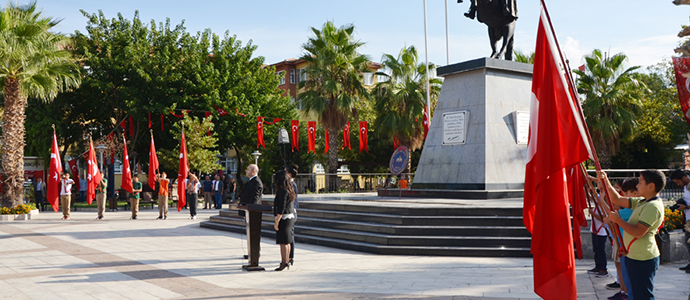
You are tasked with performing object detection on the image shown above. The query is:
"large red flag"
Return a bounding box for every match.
[291,120,299,152]
[148,134,159,190]
[568,166,588,260]
[257,117,265,148]
[422,105,430,140]
[523,9,592,300]
[324,129,330,154]
[86,140,102,205]
[47,131,62,212]
[67,159,80,191]
[308,121,316,153]
[343,122,351,150]
[359,121,368,153]
[672,57,690,128]
[177,130,189,211]
[121,136,133,193]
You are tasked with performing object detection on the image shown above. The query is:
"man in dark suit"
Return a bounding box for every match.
[33,177,47,211]
[239,164,263,215]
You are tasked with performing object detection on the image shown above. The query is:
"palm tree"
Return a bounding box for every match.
[513,50,535,64]
[373,45,441,158]
[0,2,81,207]
[574,49,642,168]
[298,21,370,175]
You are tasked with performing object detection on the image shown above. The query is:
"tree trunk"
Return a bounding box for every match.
[599,151,612,169]
[1,78,26,208]
[327,128,339,191]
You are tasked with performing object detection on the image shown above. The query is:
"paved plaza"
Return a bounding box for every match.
[0,207,688,300]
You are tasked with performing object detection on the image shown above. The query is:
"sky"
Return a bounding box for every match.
[34,1,690,69]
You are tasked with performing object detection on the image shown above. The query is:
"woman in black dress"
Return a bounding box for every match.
[273,170,296,271]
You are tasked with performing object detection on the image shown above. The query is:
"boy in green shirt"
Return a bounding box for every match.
[130,176,143,219]
[598,170,665,300]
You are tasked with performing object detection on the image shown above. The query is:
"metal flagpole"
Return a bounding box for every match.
[445,0,450,65]
[423,0,432,123]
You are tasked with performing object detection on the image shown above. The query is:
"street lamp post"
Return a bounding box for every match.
[251,150,262,166]
[95,144,107,173]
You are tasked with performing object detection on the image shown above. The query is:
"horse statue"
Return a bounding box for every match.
[459,0,518,61]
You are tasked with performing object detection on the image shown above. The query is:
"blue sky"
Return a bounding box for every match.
[36,1,690,69]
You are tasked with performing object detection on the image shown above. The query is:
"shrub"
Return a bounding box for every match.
[664,208,683,231]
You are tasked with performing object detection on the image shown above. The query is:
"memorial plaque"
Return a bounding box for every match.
[513,111,530,144]
[443,111,468,145]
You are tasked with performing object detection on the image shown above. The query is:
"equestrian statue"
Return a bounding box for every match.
[459,0,518,61]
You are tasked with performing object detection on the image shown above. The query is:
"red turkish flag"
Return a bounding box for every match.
[119,119,127,137]
[358,121,368,153]
[422,105,430,140]
[568,166,588,260]
[291,120,299,152]
[393,134,399,150]
[47,131,62,212]
[214,105,229,116]
[264,118,282,125]
[342,122,351,150]
[161,113,165,131]
[308,121,316,153]
[86,140,102,205]
[67,159,80,191]
[324,129,330,154]
[148,112,151,129]
[672,57,690,128]
[523,10,592,300]
[257,117,265,148]
[177,130,189,211]
[129,115,134,138]
[148,134,159,190]
[121,136,133,194]
[204,111,212,136]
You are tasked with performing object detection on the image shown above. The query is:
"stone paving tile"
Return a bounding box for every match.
[0,209,688,300]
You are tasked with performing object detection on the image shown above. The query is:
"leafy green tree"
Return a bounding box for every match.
[574,49,643,168]
[297,21,370,174]
[158,113,221,175]
[513,50,535,64]
[611,61,687,168]
[373,45,441,156]
[0,2,81,207]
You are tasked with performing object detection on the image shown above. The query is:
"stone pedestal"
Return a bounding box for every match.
[409,58,533,199]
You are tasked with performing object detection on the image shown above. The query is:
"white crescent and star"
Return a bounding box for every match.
[292,125,298,131]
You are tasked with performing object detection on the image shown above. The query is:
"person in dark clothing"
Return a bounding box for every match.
[273,170,296,271]
[286,165,299,266]
[238,164,263,216]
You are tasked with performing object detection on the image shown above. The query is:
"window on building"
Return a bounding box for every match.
[290,69,295,84]
[363,72,373,86]
[277,71,286,85]
[298,68,307,82]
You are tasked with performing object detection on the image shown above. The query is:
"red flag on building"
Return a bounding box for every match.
[204,111,212,136]
[359,121,368,153]
[214,105,229,116]
[672,57,690,128]
[257,117,265,148]
[177,130,189,211]
[324,129,330,154]
[422,105,430,140]
[121,136,133,193]
[148,134,159,190]
[291,120,299,152]
[308,121,316,153]
[47,131,62,212]
[129,115,134,138]
[86,140,102,205]
[342,122,351,150]
[523,9,593,300]
[67,159,80,191]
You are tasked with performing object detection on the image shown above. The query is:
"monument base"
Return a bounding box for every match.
[377,188,523,199]
[242,265,265,272]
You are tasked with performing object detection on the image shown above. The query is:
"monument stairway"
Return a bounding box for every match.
[200,200,532,257]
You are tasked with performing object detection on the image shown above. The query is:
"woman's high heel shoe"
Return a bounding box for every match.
[288,259,294,266]
[275,262,289,271]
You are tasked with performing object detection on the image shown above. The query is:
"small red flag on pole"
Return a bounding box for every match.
[177,128,189,211]
[121,135,133,194]
[86,140,102,205]
[47,128,62,212]
[308,121,316,153]
[359,121,368,153]
[291,120,299,152]
[148,133,159,190]
[343,122,351,150]
[257,117,265,148]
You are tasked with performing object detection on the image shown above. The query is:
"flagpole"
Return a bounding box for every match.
[445,0,450,65]
[423,0,432,124]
